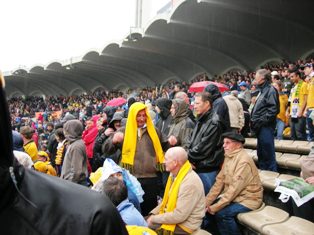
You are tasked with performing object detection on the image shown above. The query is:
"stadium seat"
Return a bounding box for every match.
[262,216,314,235]
[276,140,295,153]
[277,153,301,169]
[244,138,257,149]
[237,206,289,233]
[295,141,312,155]
[277,174,299,181]
[259,171,280,190]
[191,229,212,235]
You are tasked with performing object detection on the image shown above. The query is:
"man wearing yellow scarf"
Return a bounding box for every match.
[147,147,205,235]
[104,102,164,216]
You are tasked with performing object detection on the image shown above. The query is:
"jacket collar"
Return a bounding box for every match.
[225,148,243,158]
[197,108,212,122]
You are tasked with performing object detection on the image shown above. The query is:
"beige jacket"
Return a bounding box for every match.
[223,95,244,129]
[150,169,205,233]
[206,148,263,213]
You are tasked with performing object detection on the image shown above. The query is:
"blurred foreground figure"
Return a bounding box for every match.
[0,73,128,235]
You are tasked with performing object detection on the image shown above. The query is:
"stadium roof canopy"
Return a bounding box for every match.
[4,0,314,97]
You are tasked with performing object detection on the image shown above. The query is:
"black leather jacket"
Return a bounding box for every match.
[251,81,279,133]
[188,109,224,173]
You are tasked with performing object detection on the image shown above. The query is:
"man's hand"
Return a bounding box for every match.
[112,132,124,144]
[207,206,215,215]
[168,135,178,146]
[105,128,115,136]
[305,176,314,185]
[146,216,154,227]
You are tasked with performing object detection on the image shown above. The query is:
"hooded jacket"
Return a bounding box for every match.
[0,84,128,235]
[167,99,195,150]
[61,120,88,184]
[155,98,173,144]
[205,84,230,133]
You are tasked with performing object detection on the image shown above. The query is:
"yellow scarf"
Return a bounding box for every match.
[121,102,164,172]
[158,161,192,235]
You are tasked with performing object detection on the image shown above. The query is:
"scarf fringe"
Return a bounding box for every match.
[157,228,174,235]
[120,163,134,174]
[156,162,165,172]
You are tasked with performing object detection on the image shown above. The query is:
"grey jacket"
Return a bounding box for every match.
[61,120,88,184]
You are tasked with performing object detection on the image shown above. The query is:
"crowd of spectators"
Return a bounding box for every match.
[6,57,314,235]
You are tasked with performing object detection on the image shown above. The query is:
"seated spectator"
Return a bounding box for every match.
[205,132,263,235]
[20,126,38,162]
[289,145,314,222]
[91,158,142,212]
[102,177,148,227]
[33,151,57,176]
[147,147,205,235]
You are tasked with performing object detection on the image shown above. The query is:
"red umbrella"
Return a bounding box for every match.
[188,81,229,93]
[106,97,127,107]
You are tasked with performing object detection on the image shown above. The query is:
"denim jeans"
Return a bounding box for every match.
[306,109,314,141]
[276,119,285,140]
[257,126,277,171]
[198,170,218,195]
[215,203,251,235]
[290,117,307,140]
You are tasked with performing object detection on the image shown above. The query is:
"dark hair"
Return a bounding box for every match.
[195,92,213,106]
[54,128,65,140]
[102,177,127,206]
[46,122,54,128]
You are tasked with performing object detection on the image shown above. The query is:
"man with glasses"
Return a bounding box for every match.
[205,132,263,235]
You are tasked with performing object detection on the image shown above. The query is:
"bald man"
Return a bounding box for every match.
[147,147,205,235]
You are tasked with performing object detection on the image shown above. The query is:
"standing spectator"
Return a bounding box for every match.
[223,93,244,133]
[303,63,314,141]
[82,115,99,171]
[20,126,38,162]
[12,130,33,169]
[103,102,164,216]
[174,91,195,123]
[155,98,173,146]
[287,68,308,140]
[167,99,195,150]
[272,81,289,140]
[46,122,58,167]
[188,92,224,195]
[238,81,251,105]
[54,128,68,176]
[206,132,263,235]
[251,69,279,171]
[61,120,88,185]
[205,84,230,133]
